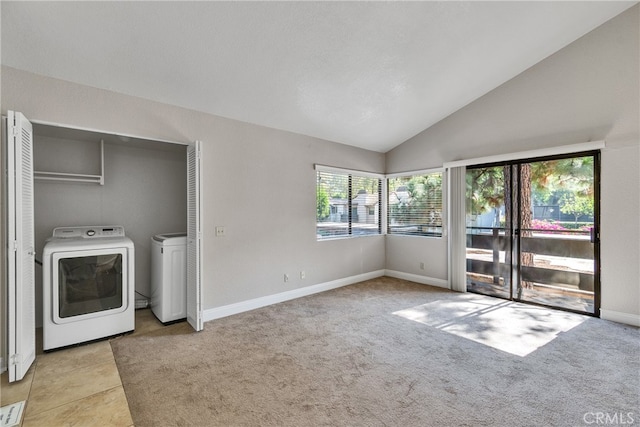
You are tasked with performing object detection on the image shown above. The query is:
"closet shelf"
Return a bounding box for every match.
[34,139,105,185]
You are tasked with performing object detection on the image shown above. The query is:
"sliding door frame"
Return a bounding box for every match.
[465,149,601,316]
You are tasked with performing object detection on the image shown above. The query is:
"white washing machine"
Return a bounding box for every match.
[42,226,135,351]
[150,232,187,323]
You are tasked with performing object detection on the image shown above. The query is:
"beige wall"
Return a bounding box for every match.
[1,65,386,318]
[386,6,640,320]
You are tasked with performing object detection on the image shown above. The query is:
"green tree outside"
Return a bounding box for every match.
[559,193,594,225]
[317,185,330,221]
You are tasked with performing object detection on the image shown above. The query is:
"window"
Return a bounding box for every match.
[316,167,382,240]
[388,171,443,237]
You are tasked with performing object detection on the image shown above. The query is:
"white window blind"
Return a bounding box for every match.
[387,171,443,237]
[316,168,382,240]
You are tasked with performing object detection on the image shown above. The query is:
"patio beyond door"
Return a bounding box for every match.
[465,152,600,315]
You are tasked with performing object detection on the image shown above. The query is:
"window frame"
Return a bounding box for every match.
[315,165,384,241]
[386,168,445,239]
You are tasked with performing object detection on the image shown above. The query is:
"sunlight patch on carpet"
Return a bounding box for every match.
[393,294,587,357]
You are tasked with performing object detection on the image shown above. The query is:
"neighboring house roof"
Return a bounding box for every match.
[330,193,379,207]
[354,193,379,206]
[388,190,410,205]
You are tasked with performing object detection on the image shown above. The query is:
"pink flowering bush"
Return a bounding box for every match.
[531,219,567,231]
[529,219,593,234]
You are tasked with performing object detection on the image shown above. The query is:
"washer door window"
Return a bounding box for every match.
[52,248,129,324]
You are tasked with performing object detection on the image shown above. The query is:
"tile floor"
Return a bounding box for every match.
[1,309,166,427]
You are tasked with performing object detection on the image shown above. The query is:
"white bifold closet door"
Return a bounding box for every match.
[6,110,36,382]
[187,141,203,331]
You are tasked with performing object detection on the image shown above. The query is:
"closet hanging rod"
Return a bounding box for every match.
[34,171,103,184]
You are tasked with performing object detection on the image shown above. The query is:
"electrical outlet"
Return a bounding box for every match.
[215,226,226,237]
[300,271,305,279]
[284,274,289,283]
[419,262,425,270]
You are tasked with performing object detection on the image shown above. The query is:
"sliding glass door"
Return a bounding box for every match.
[465,152,600,315]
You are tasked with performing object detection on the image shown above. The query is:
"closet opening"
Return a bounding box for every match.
[4,110,202,381]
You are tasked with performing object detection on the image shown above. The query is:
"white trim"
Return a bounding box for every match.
[384,270,449,289]
[600,309,640,327]
[318,233,386,242]
[443,141,605,169]
[202,270,385,322]
[386,167,445,179]
[30,118,189,146]
[385,233,444,241]
[314,164,384,179]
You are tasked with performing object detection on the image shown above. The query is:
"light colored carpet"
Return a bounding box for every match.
[111,277,639,426]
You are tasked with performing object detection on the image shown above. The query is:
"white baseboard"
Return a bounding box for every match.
[202,270,385,322]
[384,269,449,289]
[203,272,640,328]
[600,309,640,327]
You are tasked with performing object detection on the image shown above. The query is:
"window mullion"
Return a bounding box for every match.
[378,178,382,234]
[348,174,353,235]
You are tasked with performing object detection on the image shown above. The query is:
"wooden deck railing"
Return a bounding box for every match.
[467,227,594,292]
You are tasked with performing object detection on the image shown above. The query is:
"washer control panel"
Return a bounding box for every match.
[52,226,126,239]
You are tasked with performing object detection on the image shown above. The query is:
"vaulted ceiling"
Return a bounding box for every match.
[1,1,635,152]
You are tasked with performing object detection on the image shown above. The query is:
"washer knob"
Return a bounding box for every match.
[86,229,96,237]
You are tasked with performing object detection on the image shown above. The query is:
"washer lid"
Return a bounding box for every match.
[153,232,187,243]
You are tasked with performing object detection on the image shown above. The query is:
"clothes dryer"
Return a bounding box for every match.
[42,226,135,351]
